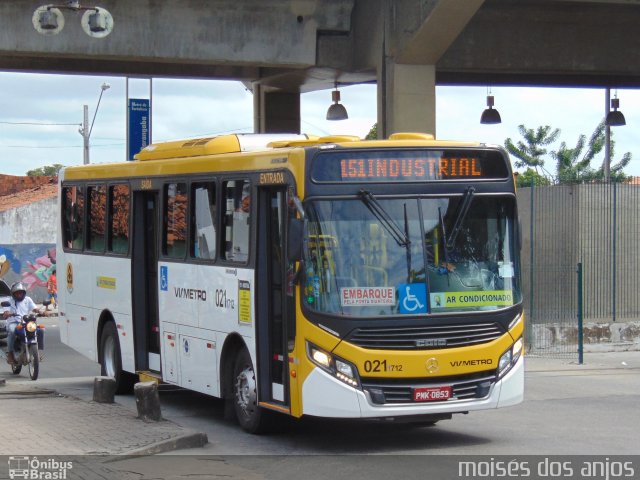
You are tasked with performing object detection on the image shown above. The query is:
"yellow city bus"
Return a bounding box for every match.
[57,132,524,433]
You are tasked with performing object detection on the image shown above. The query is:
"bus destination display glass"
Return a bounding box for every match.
[311,149,509,183]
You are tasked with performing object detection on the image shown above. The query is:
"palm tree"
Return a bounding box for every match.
[552,121,630,184]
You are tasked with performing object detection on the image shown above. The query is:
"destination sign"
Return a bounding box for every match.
[311,149,509,183]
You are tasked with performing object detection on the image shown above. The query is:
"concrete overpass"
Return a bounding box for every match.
[1,0,639,137]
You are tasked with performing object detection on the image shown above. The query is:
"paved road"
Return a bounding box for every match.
[151,359,640,456]
[0,315,100,381]
[5,320,638,458]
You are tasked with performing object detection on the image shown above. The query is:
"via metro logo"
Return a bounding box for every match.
[160,266,168,291]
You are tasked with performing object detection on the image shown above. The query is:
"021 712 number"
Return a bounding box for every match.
[363,360,403,373]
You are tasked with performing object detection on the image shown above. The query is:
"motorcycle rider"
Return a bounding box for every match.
[3,282,39,364]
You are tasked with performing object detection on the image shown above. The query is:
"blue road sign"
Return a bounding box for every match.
[128,98,150,160]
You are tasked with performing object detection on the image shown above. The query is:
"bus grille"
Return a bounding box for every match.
[361,372,496,405]
[346,322,504,350]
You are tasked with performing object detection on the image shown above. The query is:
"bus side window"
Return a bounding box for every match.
[222,180,250,262]
[108,184,130,255]
[163,182,188,259]
[62,185,85,250]
[191,181,216,260]
[87,185,106,253]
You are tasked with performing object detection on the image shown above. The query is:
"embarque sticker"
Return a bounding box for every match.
[340,287,395,307]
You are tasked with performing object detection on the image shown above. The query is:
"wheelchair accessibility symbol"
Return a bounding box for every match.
[399,283,427,314]
[160,266,168,291]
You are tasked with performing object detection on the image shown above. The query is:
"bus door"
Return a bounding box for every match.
[256,186,294,408]
[132,190,161,372]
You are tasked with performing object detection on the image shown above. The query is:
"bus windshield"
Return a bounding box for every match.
[303,195,521,316]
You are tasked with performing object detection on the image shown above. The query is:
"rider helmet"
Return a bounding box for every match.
[10,282,26,302]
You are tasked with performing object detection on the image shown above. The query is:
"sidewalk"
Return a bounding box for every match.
[525,350,640,373]
[0,381,207,456]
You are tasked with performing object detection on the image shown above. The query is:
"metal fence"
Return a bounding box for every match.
[517,181,640,358]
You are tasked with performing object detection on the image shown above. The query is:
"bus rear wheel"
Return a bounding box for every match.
[100,321,135,394]
[232,348,273,434]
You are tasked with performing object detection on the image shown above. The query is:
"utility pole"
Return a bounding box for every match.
[82,104,89,164]
[79,82,110,165]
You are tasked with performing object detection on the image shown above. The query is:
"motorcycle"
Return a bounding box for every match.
[1,301,45,381]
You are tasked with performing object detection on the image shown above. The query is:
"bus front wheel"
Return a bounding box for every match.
[100,321,135,394]
[232,348,272,433]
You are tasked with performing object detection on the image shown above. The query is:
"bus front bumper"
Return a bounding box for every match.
[301,355,524,419]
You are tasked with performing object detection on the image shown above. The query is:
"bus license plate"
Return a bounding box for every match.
[413,386,452,402]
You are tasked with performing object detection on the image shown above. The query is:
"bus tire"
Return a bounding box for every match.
[232,348,272,434]
[100,321,135,394]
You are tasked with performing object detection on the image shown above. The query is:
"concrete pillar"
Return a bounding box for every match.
[253,84,301,134]
[93,376,117,403]
[134,381,162,421]
[378,62,436,139]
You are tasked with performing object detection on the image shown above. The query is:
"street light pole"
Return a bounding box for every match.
[80,82,110,165]
[604,87,611,183]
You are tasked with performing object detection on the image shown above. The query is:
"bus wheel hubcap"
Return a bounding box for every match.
[104,337,116,377]
[235,367,257,417]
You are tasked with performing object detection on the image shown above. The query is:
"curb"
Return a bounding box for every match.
[125,431,209,456]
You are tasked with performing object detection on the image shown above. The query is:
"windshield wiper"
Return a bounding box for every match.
[438,206,450,265]
[446,186,475,250]
[359,190,410,247]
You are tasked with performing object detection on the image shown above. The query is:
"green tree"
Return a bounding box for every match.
[506,123,631,185]
[516,168,551,188]
[26,163,64,176]
[505,125,560,180]
[552,121,631,184]
[553,122,603,184]
[365,123,378,140]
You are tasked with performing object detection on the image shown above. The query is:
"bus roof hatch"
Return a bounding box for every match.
[134,133,310,161]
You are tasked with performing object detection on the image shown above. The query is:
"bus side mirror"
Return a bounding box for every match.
[287,218,304,262]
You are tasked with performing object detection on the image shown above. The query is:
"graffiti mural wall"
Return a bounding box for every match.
[0,244,56,303]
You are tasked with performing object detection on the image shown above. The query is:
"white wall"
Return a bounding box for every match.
[0,197,56,244]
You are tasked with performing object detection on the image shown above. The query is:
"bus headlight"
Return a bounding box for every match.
[497,336,524,379]
[307,342,360,388]
[310,346,332,368]
[497,349,512,377]
[512,337,524,364]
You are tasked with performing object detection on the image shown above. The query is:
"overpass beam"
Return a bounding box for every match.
[253,85,301,134]
[378,62,436,138]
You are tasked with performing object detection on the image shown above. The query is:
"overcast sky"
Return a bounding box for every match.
[1,71,639,177]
